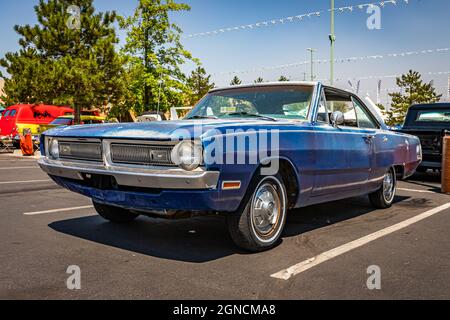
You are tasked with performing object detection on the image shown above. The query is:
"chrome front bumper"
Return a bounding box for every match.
[38,157,220,190]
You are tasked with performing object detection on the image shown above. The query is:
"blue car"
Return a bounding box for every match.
[39,82,421,251]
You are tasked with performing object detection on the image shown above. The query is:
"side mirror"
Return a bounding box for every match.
[330,111,345,127]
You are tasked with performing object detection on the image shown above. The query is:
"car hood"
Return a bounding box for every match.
[43,119,303,141]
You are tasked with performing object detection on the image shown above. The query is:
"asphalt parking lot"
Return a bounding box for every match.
[0,153,449,300]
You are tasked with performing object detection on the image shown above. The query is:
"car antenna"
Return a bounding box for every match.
[157,72,163,119]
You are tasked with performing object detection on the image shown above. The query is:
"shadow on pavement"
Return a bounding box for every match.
[406,172,441,192]
[284,195,410,237]
[49,195,411,263]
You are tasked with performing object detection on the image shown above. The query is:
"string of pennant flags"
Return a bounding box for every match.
[184,0,411,39]
[311,71,450,83]
[331,70,450,82]
[214,47,450,76]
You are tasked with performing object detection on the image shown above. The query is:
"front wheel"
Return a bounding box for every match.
[226,174,288,252]
[93,201,139,223]
[369,167,397,209]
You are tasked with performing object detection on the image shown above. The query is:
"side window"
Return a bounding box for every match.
[10,110,17,117]
[316,90,329,124]
[325,91,357,128]
[3,110,10,117]
[352,98,378,129]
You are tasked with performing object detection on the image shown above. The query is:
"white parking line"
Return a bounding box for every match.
[397,188,436,194]
[0,167,39,170]
[0,159,36,162]
[24,205,94,216]
[271,203,450,281]
[0,179,52,185]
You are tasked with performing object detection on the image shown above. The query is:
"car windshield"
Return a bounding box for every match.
[51,118,73,125]
[416,110,450,123]
[186,85,314,121]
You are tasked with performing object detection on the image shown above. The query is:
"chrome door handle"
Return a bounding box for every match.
[363,135,374,143]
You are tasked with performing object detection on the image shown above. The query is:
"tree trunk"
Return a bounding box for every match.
[74,104,81,125]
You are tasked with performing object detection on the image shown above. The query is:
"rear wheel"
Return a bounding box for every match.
[93,201,139,223]
[226,174,287,252]
[369,167,397,209]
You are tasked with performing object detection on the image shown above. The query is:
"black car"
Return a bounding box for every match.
[400,103,450,172]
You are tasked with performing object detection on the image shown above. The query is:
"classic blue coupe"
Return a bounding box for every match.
[39,82,422,251]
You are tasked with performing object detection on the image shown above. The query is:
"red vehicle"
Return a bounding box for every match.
[0,104,74,137]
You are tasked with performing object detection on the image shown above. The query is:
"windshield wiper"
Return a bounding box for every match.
[186,115,218,120]
[226,112,278,122]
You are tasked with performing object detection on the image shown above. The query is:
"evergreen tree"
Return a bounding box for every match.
[384,70,442,126]
[0,0,125,123]
[120,0,197,114]
[254,77,264,83]
[278,75,289,82]
[186,66,214,106]
[230,76,242,86]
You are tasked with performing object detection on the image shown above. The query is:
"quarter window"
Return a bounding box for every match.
[316,91,329,123]
[352,98,378,129]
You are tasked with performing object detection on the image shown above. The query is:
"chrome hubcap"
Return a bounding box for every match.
[251,183,281,237]
[383,170,395,202]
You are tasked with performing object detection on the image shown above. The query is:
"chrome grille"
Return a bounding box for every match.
[59,142,102,162]
[111,144,174,166]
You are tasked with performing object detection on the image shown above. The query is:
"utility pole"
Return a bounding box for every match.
[307,48,317,81]
[329,0,336,85]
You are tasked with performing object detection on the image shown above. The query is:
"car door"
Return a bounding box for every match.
[312,89,373,197]
[352,96,385,188]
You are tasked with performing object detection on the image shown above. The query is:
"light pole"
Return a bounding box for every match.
[330,0,336,85]
[307,48,317,81]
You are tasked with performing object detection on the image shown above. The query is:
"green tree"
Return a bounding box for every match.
[230,76,242,86]
[384,70,442,126]
[254,77,264,83]
[186,66,214,106]
[0,0,125,123]
[120,0,197,115]
[278,75,289,82]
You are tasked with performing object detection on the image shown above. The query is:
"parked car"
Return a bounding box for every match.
[38,82,421,251]
[399,103,450,172]
[12,114,105,149]
[137,111,167,122]
[0,104,73,141]
[38,115,106,131]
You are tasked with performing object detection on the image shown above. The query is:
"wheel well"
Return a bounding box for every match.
[394,165,405,180]
[264,159,299,209]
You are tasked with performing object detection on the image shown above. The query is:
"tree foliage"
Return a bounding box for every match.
[230,76,242,86]
[254,77,264,83]
[185,66,214,106]
[119,0,197,115]
[0,0,125,122]
[278,75,289,82]
[384,70,442,126]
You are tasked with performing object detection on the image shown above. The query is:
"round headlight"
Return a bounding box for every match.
[49,139,59,159]
[172,141,203,171]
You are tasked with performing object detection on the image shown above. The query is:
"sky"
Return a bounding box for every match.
[0,0,449,105]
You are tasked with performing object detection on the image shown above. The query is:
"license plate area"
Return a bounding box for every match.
[81,173,119,190]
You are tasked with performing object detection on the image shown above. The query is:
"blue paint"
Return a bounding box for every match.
[41,83,421,214]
